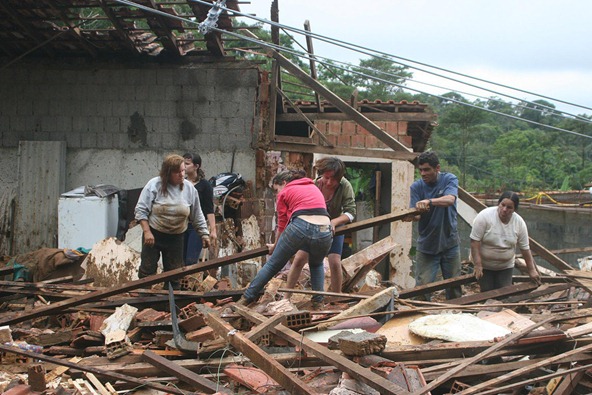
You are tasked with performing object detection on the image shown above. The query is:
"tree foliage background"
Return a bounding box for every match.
[232,25,592,194]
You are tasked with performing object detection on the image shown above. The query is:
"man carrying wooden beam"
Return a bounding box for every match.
[403,151,462,301]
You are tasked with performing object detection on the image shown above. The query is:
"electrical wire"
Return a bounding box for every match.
[112,0,592,139]
[269,26,592,125]
[212,0,592,113]
[189,0,592,115]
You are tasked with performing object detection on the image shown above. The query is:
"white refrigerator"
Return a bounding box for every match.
[58,188,119,249]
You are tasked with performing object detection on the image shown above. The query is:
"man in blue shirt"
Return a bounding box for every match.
[405,152,462,300]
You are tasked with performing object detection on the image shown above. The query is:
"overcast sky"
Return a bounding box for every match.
[239,0,592,117]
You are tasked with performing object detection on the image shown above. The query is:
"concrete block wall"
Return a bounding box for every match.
[0,59,261,192]
[315,120,412,149]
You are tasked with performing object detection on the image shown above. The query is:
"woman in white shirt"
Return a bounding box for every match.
[135,154,209,289]
[470,191,540,292]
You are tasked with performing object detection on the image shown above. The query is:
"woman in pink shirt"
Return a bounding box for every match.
[238,169,333,306]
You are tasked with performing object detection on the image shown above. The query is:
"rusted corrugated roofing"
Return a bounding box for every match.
[0,0,241,59]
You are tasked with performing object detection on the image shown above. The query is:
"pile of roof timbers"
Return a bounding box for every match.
[2,210,592,395]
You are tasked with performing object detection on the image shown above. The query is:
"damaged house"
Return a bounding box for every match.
[1,1,592,394]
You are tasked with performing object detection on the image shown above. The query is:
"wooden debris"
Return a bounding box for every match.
[317,286,397,331]
[142,349,231,394]
[0,204,590,394]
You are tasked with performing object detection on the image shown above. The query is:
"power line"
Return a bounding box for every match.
[205,0,592,124]
[225,28,592,139]
[113,0,592,139]
[269,29,592,125]
[207,0,592,113]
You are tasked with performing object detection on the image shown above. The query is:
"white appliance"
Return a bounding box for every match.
[58,187,119,249]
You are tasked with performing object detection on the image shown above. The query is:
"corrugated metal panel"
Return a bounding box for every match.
[12,141,66,254]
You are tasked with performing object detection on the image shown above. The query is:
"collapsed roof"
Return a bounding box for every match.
[0,0,241,59]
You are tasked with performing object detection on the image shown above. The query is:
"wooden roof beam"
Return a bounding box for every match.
[0,247,268,326]
[304,20,322,113]
[186,1,225,57]
[271,49,411,153]
[46,3,98,58]
[276,87,333,147]
[0,3,54,57]
[146,0,181,55]
[99,0,141,53]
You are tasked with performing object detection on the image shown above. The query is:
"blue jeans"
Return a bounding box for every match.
[183,226,203,266]
[328,234,345,255]
[243,217,333,303]
[415,245,462,300]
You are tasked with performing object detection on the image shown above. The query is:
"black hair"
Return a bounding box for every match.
[182,152,202,167]
[498,191,520,210]
[417,151,440,168]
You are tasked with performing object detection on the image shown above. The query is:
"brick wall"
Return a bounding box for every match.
[316,120,412,149]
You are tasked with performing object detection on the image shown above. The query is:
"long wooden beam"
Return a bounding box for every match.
[456,343,592,395]
[270,141,418,160]
[277,112,436,122]
[83,352,322,378]
[398,274,476,299]
[445,282,539,305]
[206,312,319,395]
[232,304,410,395]
[0,344,189,395]
[271,50,411,152]
[0,247,269,326]
[142,350,231,394]
[409,316,556,395]
[458,187,572,272]
[335,208,419,236]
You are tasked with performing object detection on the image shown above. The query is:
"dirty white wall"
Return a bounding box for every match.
[0,58,262,252]
[0,59,260,193]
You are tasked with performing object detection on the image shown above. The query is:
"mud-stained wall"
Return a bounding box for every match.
[0,59,261,195]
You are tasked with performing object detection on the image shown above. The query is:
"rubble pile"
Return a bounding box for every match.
[2,246,592,394]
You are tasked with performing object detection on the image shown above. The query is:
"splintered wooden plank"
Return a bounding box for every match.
[142,350,230,394]
[0,344,186,395]
[342,236,398,292]
[232,304,410,395]
[205,313,318,395]
[446,282,539,305]
[503,283,572,303]
[316,286,398,331]
[551,369,587,395]
[398,274,476,299]
[423,353,592,382]
[83,373,111,395]
[454,343,592,395]
[473,362,592,395]
[0,247,269,326]
[408,316,557,395]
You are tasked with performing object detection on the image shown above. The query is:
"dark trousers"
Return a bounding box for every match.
[138,227,184,288]
[479,267,514,292]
